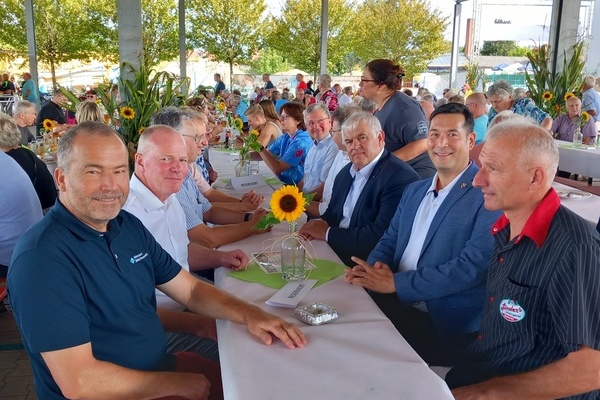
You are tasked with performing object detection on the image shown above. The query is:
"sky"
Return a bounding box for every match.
[264,0,593,49]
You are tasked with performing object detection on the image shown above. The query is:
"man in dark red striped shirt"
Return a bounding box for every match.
[448,117,600,400]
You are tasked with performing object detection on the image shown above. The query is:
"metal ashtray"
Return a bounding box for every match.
[293,303,340,325]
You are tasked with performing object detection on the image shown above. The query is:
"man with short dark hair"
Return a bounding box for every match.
[214,73,226,96]
[346,103,500,365]
[0,73,15,94]
[36,91,67,135]
[8,121,306,400]
[448,120,600,399]
[300,111,419,266]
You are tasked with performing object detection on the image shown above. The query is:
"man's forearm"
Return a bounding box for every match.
[392,138,427,162]
[452,346,600,399]
[188,223,254,249]
[204,206,244,224]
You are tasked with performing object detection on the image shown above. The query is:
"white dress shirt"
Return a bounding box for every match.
[318,150,350,215]
[398,163,471,273]
[124,174,189,311]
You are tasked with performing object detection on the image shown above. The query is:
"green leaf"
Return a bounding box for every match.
[254,213,281,231]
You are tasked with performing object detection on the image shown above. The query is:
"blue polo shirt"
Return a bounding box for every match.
[268,129,313,185]
[8,200,182,399]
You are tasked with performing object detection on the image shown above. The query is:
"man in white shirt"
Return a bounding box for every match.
[305,105,358,218]
[338,86,353,107]
[300,103,339,200]
[300,111,419,266]
[123,125,251,362]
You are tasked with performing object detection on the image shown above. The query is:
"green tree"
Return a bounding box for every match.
[267,0,356,79]
[351,0,449,78]
[480,41,530,56]
[141,0,181,69]
[187,0,266,89]
[250,48,291,75]
[0,0,115,90]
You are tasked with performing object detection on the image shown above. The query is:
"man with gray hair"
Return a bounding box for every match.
[582,75,600,123]
[301,102,339,198]
[12,100,37,144]
[151,107,268,250]
[448,120,600,399]
[300,111,419,266]
[486,79,552,130]
[339,86,353,107]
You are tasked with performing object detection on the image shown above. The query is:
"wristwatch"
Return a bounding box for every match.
[259,145,265,152]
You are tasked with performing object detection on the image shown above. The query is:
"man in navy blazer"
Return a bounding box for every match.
[346,103,501,365]
[300,111,420,266]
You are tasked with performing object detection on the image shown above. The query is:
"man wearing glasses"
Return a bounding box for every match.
[466,92,488,144]
[300,103,339,200]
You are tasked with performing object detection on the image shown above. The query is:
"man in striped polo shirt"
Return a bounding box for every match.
[447,118,600,399]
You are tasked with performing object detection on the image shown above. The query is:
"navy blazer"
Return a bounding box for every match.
[367,162,502,341]
[322,149,420,266]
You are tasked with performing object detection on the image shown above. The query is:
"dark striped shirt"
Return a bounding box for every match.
[448,189,600,399]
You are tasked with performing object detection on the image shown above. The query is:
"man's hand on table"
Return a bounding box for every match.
[249,208,271,234]
[240,190,265,211]
[344,256,396,294]
[245,308,307,349]
[219,249,249,270]
[299,219,329,240]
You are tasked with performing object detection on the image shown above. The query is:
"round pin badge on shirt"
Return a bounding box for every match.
[499,299,526,322]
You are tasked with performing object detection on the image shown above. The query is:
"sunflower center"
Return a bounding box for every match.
[279,194,298,213]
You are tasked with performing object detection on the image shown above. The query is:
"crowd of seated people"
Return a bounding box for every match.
[4,64,600,400]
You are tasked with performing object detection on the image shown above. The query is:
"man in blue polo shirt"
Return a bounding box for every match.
[8,121,306,400]
[448,119,600,399]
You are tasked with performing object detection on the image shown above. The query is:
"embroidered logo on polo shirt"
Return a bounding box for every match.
[499,299,526,322]
[129,252,149,264]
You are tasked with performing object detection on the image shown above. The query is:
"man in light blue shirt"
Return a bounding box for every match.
[346,103,501,366]
[466,92,488,144]
[301,103,339,198]
[20,73,38,104]
[582,75,600,123]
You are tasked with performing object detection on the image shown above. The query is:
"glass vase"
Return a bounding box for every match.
[235,160,251,177]
[281,222,306,281]
[573,127,583,147]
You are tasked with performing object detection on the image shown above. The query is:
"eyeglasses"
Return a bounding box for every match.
[182,134,204,144]
[86,95,95,99]
[466,103,476,108]
[280,114,291,121]
[306,117,329,128]
[330,129,342,135]
[360,77,377,84]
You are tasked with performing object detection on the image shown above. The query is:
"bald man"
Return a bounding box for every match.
[466,93,488,144]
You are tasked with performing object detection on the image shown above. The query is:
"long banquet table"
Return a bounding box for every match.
[209,147,454,399]
[556,139,600,178]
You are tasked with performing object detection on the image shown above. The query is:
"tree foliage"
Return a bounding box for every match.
[267,0,356,79]
[0,0,114,89]
[250,48,291,75]
[187,0,266,88]
[141,0,180,68]
[480,41,530,56]
[351,0,449,77]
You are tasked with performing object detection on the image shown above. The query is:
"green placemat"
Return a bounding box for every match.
[211,146,238,153]
[228,258,346,289]
[264,176,283,186]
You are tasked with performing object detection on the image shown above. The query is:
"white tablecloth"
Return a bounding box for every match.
[552,182,600,227]
[556,140,600,177]
[213,189,454,399]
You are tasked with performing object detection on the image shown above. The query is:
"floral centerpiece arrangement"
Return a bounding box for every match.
[255,185,315,281]
[525,41,585,118]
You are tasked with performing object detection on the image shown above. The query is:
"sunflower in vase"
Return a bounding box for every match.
[255,185,314,230]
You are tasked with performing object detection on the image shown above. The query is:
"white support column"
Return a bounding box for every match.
[319,0,329,76]
[548,0,582,74]
[587,0,600,74]
[24,0,39,108]
[117,0,143,83]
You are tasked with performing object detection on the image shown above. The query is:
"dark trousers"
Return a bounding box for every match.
[370,292,474,366]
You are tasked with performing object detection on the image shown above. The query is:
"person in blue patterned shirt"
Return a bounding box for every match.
[486,80,552,130]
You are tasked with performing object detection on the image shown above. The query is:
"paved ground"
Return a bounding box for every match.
[0,311,35,400]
